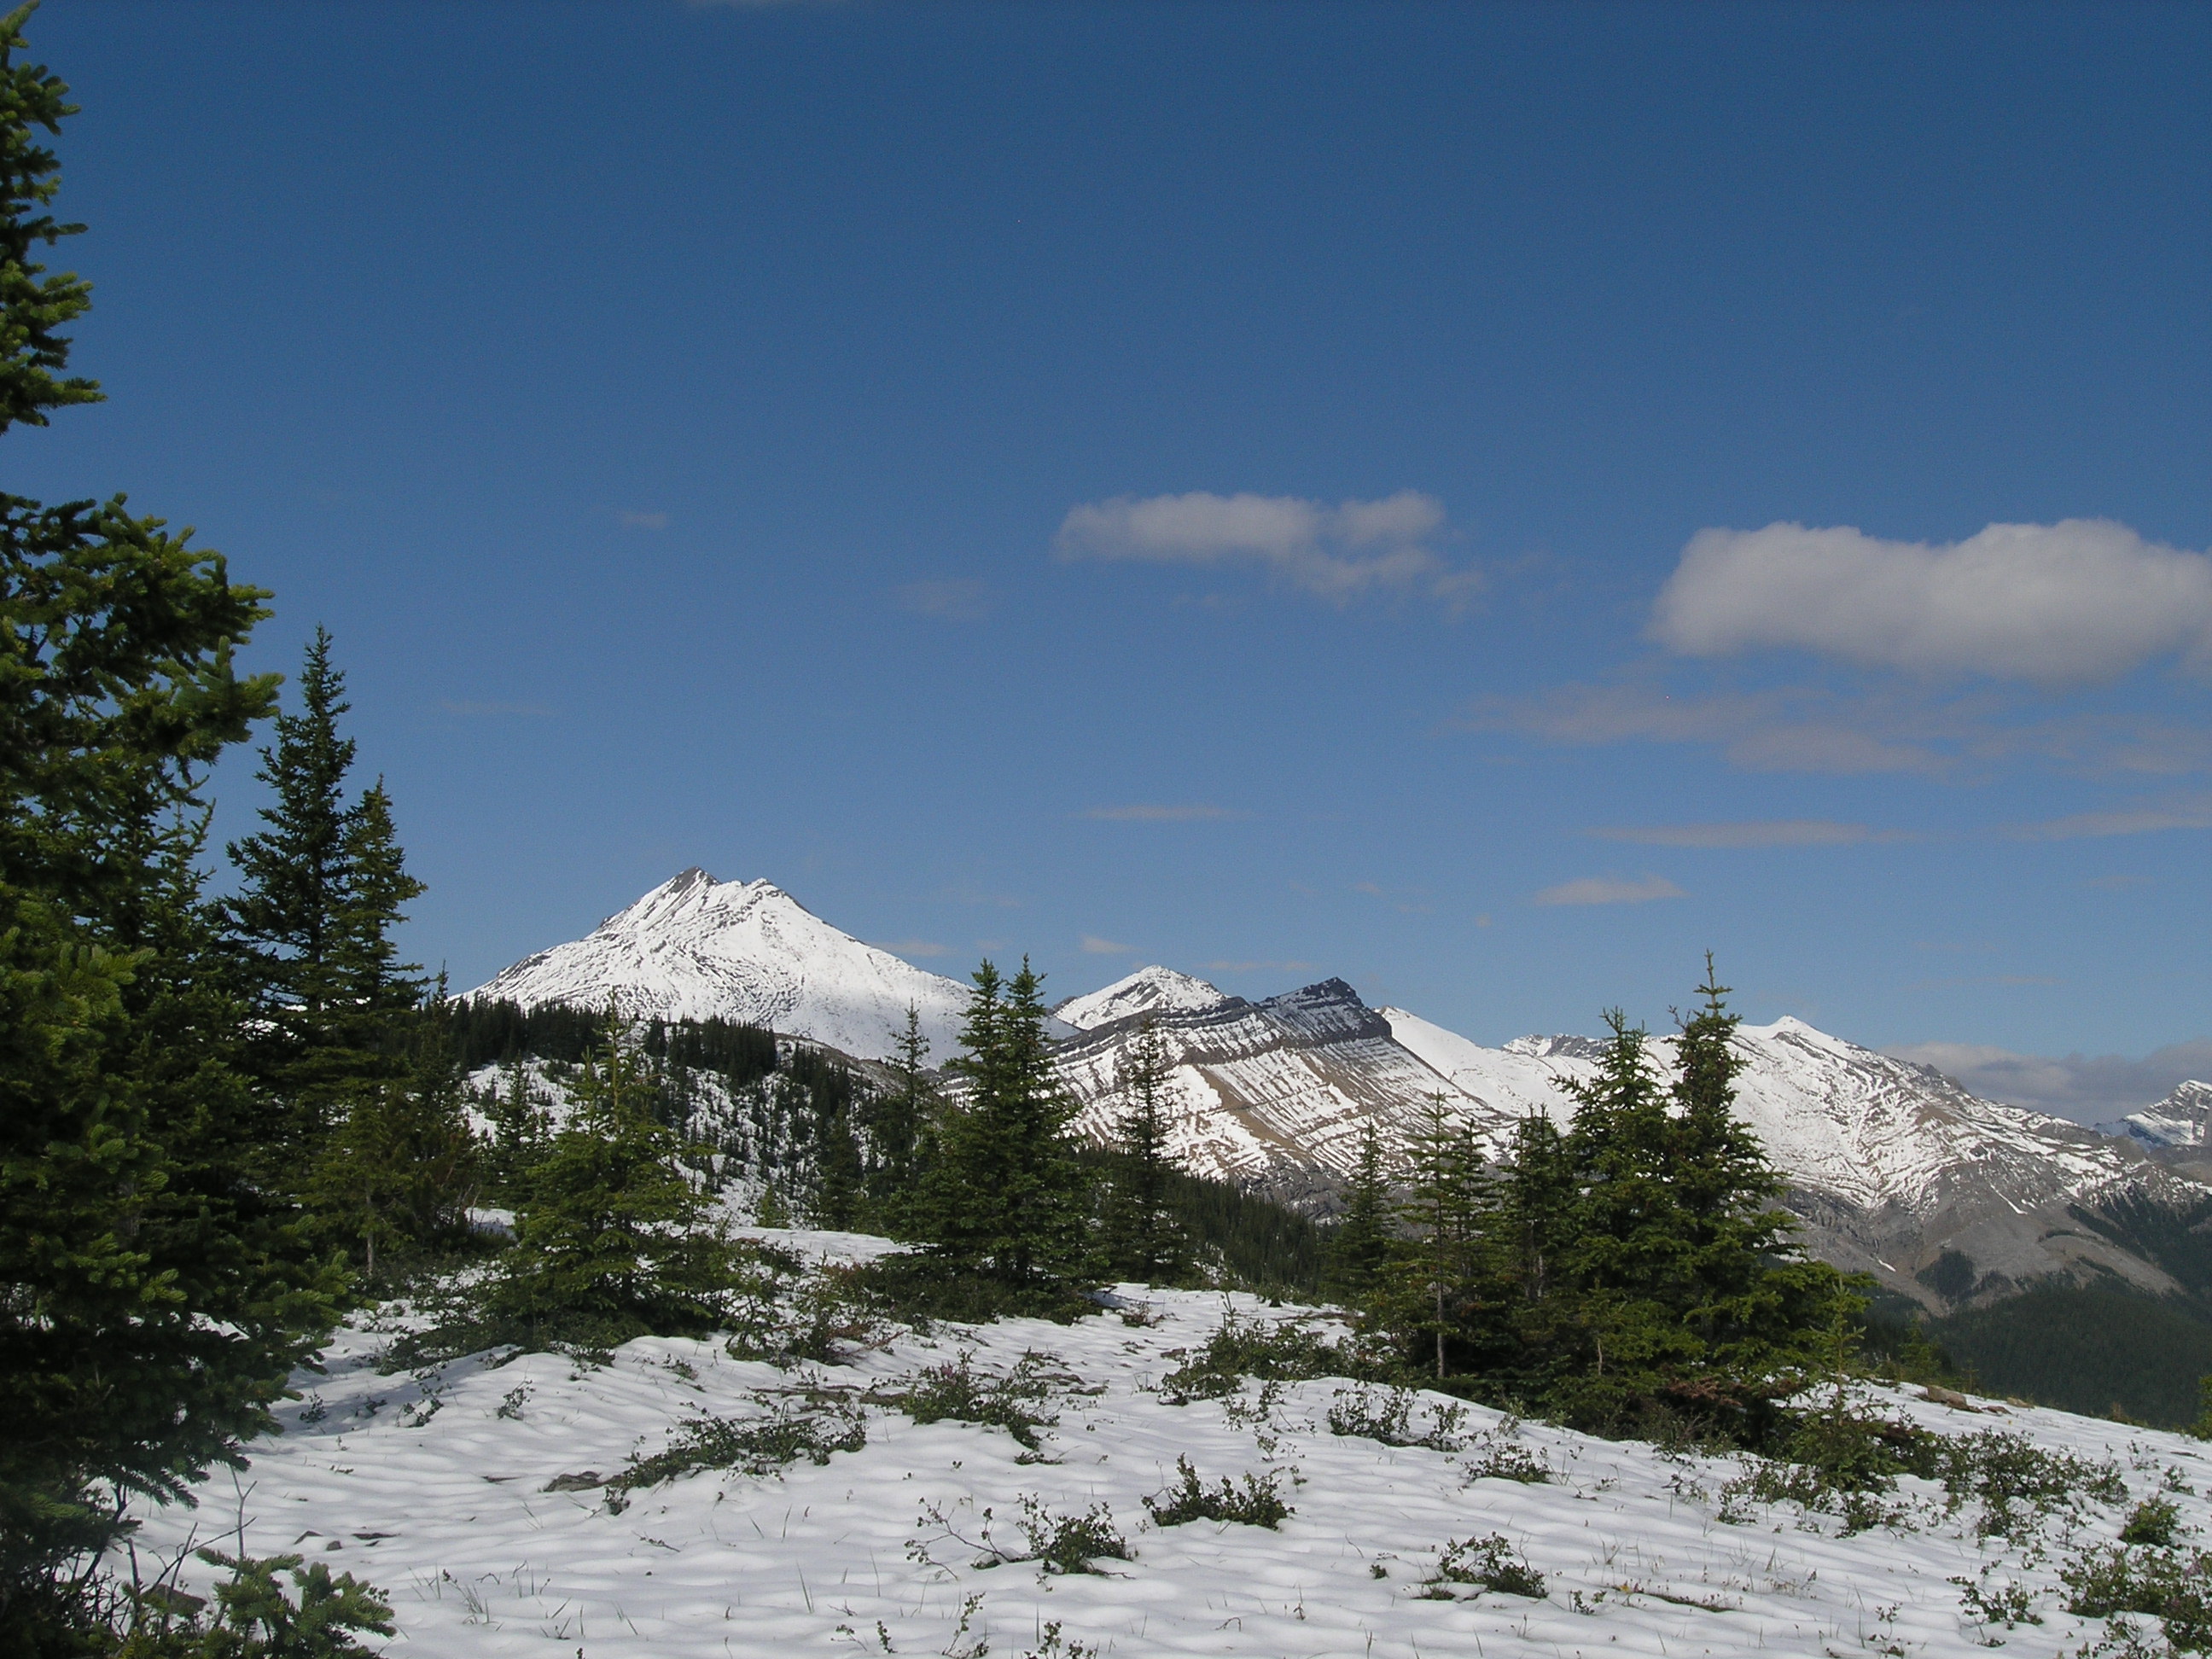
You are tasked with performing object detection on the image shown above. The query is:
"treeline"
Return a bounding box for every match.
[1320,965,1866,1440]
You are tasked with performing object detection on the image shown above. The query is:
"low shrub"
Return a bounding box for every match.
[114,1550,393,1659]
[1159,1309,1371,1404]
[1462,1429,1550,1486]
[868,1351,1061,1450]
[1423,1534,1546,1599]
[606,1400,866,1501]
[2062,1544,2212,1650]
[841,1256,1099,1327]
[1325,1385,1465,1451]
[1142,1458,1293,1529]
[2124,1497,2187,1548]
[1924,1430,2127,1538]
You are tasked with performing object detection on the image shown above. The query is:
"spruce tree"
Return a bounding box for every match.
[487,1011,743,1350]
[860,1004,933,1226]
[1387,1096,1487,1380]
[922,958,1094,1285]
[307,1034,482,1282]
[224,629,426,1152]
[0,10,340,1639]
[1101,1017,1190,1285]
[1324,1120,1395,1304]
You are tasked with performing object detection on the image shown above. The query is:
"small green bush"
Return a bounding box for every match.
[2062,1544,2212,1649]
[869,1351,1061,1449]
[1325,1385,1465,1451]
[2124,1497,2186,1547]
[607,1401,865,1499]
[114,1551,393,1659]
[1424,1534,1545,1599]
[1159,1310,1370,1404]
[1142,1458,1293,1528]
[1924,1430,2128,1538]
[992,1498,1131,1575]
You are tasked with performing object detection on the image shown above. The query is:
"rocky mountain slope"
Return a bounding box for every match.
[1057,969,2203,1311]
[467,868,970,1062]
[469,876,2208,1312]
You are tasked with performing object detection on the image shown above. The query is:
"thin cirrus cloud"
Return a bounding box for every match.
[894,578,993,620]
[1588,819,1909,849]
[1532,875,1685,906]
[1080,804,1238,822]
[1080,934,1134,954]
[871,937,948,959]
[1458,681,2212,779]
[1054,490,1477,605]
[1201,958,1315,974]
[2009,795,2212,840]
[1650,519,2212,685]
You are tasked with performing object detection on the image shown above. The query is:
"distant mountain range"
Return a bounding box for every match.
[473,869,2212,1313]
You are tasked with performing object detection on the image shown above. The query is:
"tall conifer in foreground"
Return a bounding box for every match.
[0,9,341,1641]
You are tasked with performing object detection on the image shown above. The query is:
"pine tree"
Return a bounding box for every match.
[1324,1121,1395,1304]
[484,1056,550,1200]
[487,1011,744,1350]
[1101,1017,1190,1285]
[224,628,426,1152]
[0,11,341,1640]
[921,959,1094,1285]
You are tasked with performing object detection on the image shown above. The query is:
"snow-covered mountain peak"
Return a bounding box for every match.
[1054,965,1235,1031]
[467,870,969,1062]
[2104,1079,2212,1150]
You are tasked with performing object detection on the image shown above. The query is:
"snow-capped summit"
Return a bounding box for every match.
[466,868,969,1062]
[2103,1079,2212,1151]
[1053,965,1235,1031]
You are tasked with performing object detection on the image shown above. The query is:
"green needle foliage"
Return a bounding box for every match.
[917,958,1094,1286]
[0,8,343,1645]
[1100,1017,1190,1284]
[483,1011,757,1353]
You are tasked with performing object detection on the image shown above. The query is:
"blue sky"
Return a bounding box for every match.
[15,0,2209,1116]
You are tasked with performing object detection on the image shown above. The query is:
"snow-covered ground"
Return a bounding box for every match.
[122,1231,2212,1657]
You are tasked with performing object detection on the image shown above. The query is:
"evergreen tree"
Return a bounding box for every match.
[0,10,342,1641]
[1387,1097,1487,1380]
[1324,1121,1395,1305]
[859,1004,933,1226]
[487,1011,744,1350]
[1101,1017,1190,1285]
[224,628,426,1151]
[307,1034,482,1282]
[483,1056,550,1200]
[920,959,1094,1285]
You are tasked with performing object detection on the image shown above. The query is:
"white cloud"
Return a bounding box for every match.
[1200,958,1315,974]
[619,510,669,529]
[1589,819,1906,849]
[1532,875,1685,906]
[1055,490,1476,604]
[1650,519,2212,685]
[870,937,948,958]
[1887,1038,2212,1124]
[1080,804,1237,822]
[1080,935,1134,954]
